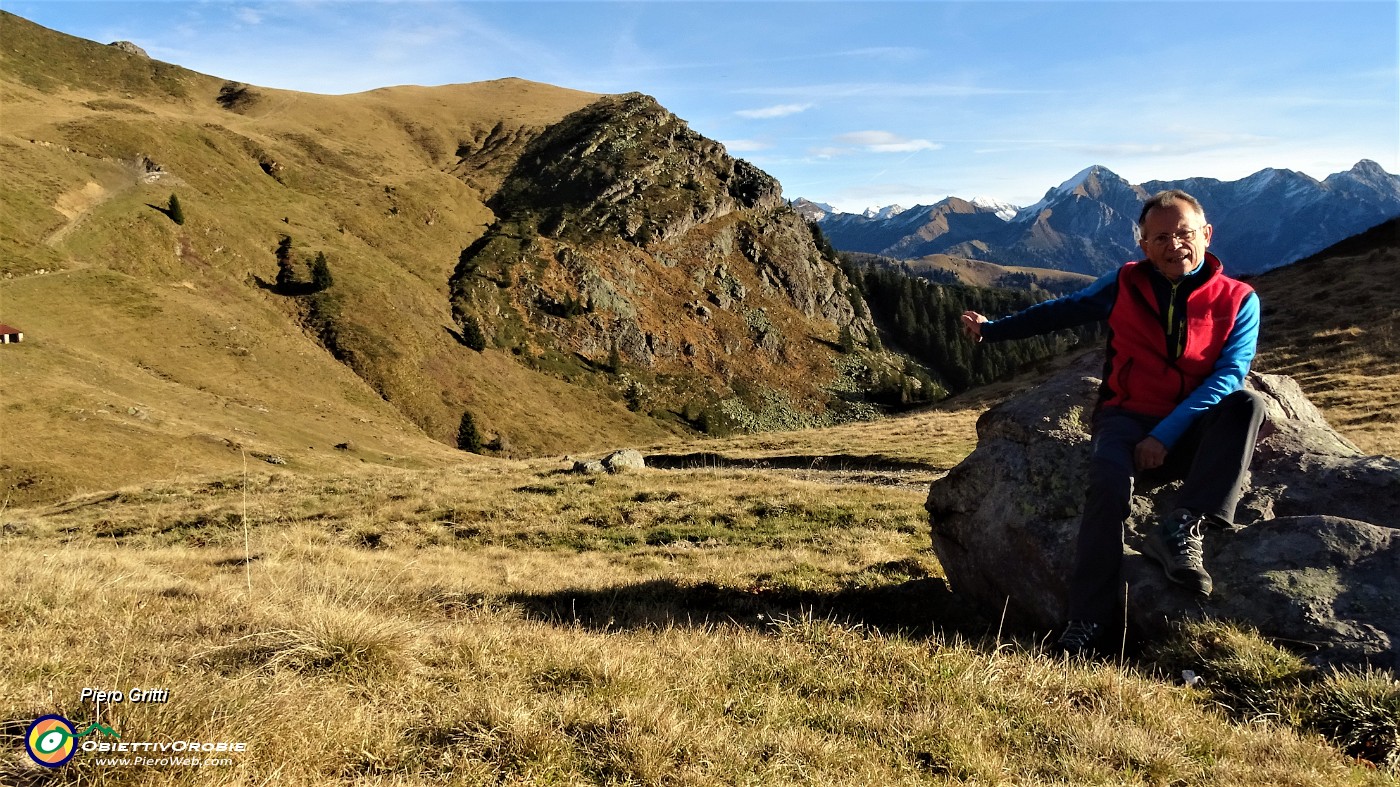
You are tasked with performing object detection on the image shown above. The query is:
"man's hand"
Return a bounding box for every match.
[961,311,987,342]
[1134,436,1168,471]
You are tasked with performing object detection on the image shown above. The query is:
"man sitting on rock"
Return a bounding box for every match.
[959,189,1265,655]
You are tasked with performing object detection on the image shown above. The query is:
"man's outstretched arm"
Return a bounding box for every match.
[962,270,1119,343]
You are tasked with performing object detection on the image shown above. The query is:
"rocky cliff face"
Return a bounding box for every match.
[451,93,890,432]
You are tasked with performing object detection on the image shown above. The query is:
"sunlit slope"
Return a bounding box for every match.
[0,11,671,504]
[1248,218,1400,456]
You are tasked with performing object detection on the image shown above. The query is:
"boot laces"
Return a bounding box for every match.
[1168,517,1206,566]
[1060,620,1100,649]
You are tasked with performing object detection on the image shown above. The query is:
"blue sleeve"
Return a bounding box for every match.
[981,269,1118,342]
[1149,291,1260,448]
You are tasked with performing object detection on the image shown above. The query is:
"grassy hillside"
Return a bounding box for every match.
[895,252,1095,295]
[0,12,678,505]
[1247,217,1399,455]
[1,13,923,505]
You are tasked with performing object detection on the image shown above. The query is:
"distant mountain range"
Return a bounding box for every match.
[797,160,1400,276]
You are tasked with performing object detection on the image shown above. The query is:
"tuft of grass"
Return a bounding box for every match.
[1150,619,1400,769]
[1150,619,1314,722]
[200,608,416,678]
[1305,669,1400,768]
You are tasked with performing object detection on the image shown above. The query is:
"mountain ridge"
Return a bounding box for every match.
[808,160,1400,276]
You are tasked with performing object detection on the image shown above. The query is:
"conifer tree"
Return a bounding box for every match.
[838,325,857,353]
[461,315,486,351]
[275,235,298,292]
[167,193,185,225]
[457,410,483,453]
[310,251,333,291]
[606,340,623,373]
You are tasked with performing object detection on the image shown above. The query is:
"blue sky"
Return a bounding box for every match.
[8,1,1397,212]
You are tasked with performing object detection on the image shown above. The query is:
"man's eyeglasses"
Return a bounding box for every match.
[1145,227,1206,247]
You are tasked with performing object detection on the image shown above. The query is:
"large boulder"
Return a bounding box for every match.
[925,351,1400,668]
[602,449,646,474]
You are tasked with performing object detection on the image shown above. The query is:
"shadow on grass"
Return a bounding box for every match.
[644,452,939,473]
[503,569,998,642]
[145,202,175,221]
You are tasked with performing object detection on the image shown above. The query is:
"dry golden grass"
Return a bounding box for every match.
[2,464,1391,785]
[640,405,979,488]
[1249,234,1399,456]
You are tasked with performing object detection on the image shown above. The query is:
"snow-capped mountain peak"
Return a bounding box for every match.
[1013,164,1119,221]
[970,196,1020,221]
[789,197,835,221]
[862,204,907,220]
[1057,164,1103,193]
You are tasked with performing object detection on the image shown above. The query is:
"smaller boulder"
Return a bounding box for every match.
[571,460,606,475]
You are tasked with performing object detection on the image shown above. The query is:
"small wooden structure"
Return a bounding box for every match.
[0,324,23,343]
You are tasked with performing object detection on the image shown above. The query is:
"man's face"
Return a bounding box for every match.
[1139,203,1212,281]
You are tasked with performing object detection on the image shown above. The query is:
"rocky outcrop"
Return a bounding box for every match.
[109,41,149,58]
[925,351,1400,668]
[491,92,782,248]
[448,92,892,435]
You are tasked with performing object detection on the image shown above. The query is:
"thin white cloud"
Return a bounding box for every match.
[970,131,1279,160]
[837,46,925,62]
[735,103,812,119]
[836,131,941,154]
[722,139,771,153]
[874,140,941,153]
[234,7,262,25]
[837,131,899,146]
[739,81,1044,99]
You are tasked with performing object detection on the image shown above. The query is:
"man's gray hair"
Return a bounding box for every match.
[1135,189,1207,241]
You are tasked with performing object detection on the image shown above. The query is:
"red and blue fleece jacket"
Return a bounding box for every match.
[980,252,1259,449]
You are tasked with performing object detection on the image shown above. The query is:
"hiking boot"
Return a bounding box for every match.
[1055,620,1102,657]
[1144,508,1213,596]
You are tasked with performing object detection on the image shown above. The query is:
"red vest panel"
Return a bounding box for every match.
[1102,256,1253,417]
